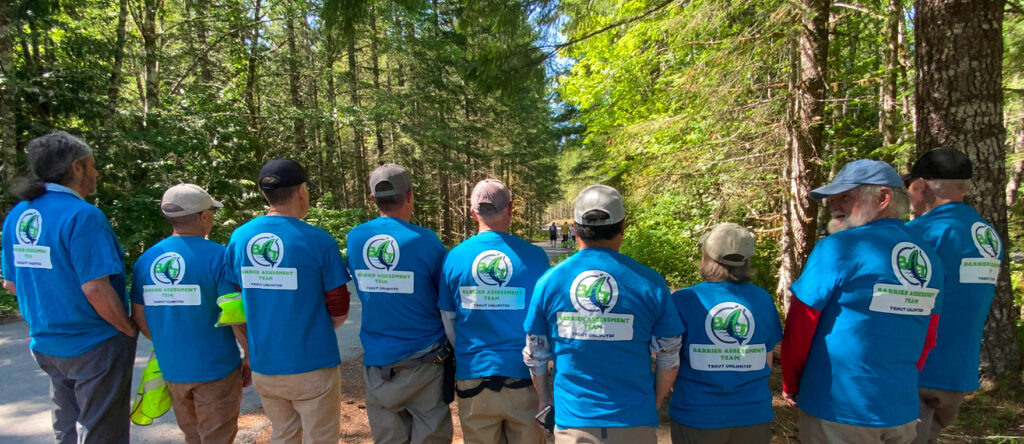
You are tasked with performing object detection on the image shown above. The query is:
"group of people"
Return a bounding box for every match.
[548,221,575,248]
[0,130,1003,444]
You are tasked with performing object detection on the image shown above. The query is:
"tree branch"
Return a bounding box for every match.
[539,0,676,52]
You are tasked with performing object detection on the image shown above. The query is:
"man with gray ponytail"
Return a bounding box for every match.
[2,131,137,444]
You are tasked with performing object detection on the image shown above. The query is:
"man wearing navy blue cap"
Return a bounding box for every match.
[224,158,352,444]
[903,148,1001,444]
[781,159,945,443]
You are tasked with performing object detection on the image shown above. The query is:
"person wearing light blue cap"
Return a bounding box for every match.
[781,159,945,443]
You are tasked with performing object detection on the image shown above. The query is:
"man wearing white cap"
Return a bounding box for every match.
[523,184,685,444]
[782,159,945,443]
[346,163,452,444]
[130,184,248,444]
[438,179,549,444]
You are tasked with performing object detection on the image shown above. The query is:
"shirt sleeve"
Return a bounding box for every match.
[437,257,456,312]
[129,257,145,305]
[1,219,13,283]
[215,248,238,296]
[321,234,351,292]
[68,209,124,285]
[524,272,552,336]
[789,236,844,311]
[651,277,685,338]
[221,239,240,290]
[766,290,784,349]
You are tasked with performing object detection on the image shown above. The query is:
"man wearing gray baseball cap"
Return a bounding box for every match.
[782,159,945,443]
[130,183,249,444]
[346,163,452,444]
[523,184,684,443]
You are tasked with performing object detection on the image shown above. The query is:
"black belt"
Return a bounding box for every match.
[456,376,532,398]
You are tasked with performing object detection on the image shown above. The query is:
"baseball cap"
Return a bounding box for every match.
[161,183,223,217]
[369,164,413,198]
[258,159,310,191]
[700,223,754,267]
[574,185,625,226]
[810,159,903,200]
[904,147,972,182]
[471,179,511,215]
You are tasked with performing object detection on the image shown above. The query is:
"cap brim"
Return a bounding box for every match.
[809,182,859,200]
[211,199,224,209]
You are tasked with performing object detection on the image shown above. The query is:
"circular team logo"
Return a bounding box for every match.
[971,222,1001,259]
[363,234,400,271]
[891,241,932,288]
[16,210,42,245]
[246,233,284,268]
[570,270,618,314]
[705,302,755,346]
[150,252,186,285]
[472,250,513,287]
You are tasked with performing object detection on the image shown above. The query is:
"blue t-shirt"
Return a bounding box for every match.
[346,217,446,366]
[130,236,241,383]
[1,184,127,357]
[524,247,685,429]
[790,218,945,427]
[906,202,1001,392]
[438,231,550,380]
[669,281,781,429]
[224,216,350,375]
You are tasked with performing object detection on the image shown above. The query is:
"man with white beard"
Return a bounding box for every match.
[781,159,945,444]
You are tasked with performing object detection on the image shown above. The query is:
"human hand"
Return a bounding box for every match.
[241,357,253,388]
[782,391,798,408]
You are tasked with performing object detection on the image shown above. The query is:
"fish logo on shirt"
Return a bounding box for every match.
[706,302,755,346]
[891,242,933,288]
[246,233,285,268]
[15,210,42,245]
[971,222,1001,259]
[150,252,186,286]
[472,250,513,287]
[570,270,619,314]
[364,234,400,271]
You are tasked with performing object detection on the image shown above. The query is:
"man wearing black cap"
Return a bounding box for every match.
[904,148,1002,444]
[224,159,352,444]
[345,163,452,444]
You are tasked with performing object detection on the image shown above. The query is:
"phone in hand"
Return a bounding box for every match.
[534,404,554,432]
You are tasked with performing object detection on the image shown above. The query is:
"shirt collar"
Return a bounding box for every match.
[44,183,84,200]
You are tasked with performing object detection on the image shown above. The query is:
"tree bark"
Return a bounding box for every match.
[347,29,369,207]
[243,0,263,160]
[285,8,308,152]
[880,0,902,149]
[0,3,17,181]
[141,0,161,122]
[369,6,385,162]
[914,0,1021,382]
[777,0,830,310]
[1006,124,1023,207]
[104,0,130,127]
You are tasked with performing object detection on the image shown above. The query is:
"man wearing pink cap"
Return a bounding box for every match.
[438,179,550,443]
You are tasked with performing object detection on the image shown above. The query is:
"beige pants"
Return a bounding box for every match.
[798,409,916,444]
[252,366,342,444]
[554,425,657,444]
[363,361,452,444]
[165,367,243,444]
[669,420,770,444]
[913,387,967,444]
[456,378,545,444]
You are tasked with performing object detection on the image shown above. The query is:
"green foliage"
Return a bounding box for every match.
[0,288,17,320]
[306,207,374,252]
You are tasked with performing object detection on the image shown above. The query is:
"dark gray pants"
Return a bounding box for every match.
[31,333,138,444]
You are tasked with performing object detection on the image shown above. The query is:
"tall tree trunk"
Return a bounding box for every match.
[285,9,308,151]
[0,4,17,181]
[369,6,385,162]
[141,0,161,123]
[192,0,213,83]
[880,0,902,149]
[243,0,263,160]
[324,37,348,207]
[1006,124,1023,207]
[914,0,1021,383]
[347,30,369,206]
[104,0,130,127]
[777,0,830,310]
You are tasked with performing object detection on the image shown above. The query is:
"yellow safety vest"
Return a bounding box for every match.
[215,292,246,327]
[130,349,172,425]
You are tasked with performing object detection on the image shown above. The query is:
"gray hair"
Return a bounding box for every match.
[925,179,971,197]
[857,185,909,220]
[11,131,94,201]
[699,253,753,283]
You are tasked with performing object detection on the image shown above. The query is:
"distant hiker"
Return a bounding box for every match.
[224,159,352,444]
[438,179,550,444]
[903,148,1001,444]
[549,222,557,247]
[567,224,576,248]
[782,159,944,443]
[523,184,684,444]
[2,131,138,444]
[346,163,453,444]
[561,221,570,246]
[130,184,248,444]
[668,223,780,444]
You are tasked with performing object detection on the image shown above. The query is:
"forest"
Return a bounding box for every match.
[1,0,1023,434]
